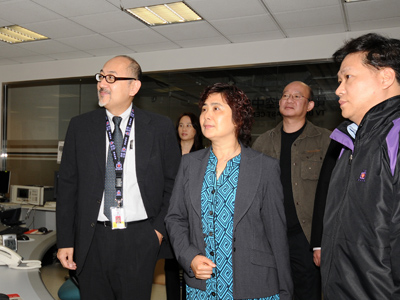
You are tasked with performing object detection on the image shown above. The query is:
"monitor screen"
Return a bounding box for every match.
[0,170,10,196]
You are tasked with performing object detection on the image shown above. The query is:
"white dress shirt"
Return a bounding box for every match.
[98,104,148,222]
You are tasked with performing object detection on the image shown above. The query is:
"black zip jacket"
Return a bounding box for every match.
[321,95,400,299]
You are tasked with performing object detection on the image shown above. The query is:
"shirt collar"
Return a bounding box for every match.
[347,122,358,139]
[105,103,133,122]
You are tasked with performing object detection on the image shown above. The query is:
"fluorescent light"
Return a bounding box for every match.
[126,2,202,26]
[344,0,368,2]
[0,25,49,44]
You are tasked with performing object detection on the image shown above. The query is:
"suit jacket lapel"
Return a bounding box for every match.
[89,109,107,174]
[233,147,260,229]
[134,106,152,184]
[189,149,210,218]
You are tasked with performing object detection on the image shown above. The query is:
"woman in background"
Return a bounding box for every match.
[176,112,203,155]
[165,112,203,299]
[166,83,293,300]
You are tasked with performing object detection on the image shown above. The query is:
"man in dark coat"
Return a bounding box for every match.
[56,55,181,300]
[321,33,400,299]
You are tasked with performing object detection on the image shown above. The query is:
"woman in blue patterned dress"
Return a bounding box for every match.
[166,83,293,300]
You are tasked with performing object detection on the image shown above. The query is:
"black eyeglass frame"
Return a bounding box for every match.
[280,93,310,101]
[95,73,137,84]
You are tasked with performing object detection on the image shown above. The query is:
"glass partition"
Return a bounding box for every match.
[2,60,343,189]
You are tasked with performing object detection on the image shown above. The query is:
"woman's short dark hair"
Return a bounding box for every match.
[199,83,254,147]
[333,33,400,83]
[176,112,203,152]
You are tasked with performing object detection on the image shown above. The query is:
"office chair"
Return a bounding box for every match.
[58,270,80,300]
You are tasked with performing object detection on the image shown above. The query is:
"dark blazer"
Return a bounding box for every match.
[165,146,293,300]
[56,106,181,273]
[310,139,342,249]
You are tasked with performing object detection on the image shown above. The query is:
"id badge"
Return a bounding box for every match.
[110,207,126,230]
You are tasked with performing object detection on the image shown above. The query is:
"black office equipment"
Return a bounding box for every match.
[17,234,29,241]
[0,207,22,226]
[0,226,29,236]
[38,227,49,234]
[0,171,10,202]
[0,293,10,300]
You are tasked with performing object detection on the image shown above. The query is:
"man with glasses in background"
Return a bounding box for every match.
[56,55,181,300]
[253,81,331,300]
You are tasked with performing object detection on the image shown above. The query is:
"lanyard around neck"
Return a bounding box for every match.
[105,108,135,204]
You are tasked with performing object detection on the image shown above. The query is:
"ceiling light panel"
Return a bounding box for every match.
[0,25,49,44]
[126,2,202,26]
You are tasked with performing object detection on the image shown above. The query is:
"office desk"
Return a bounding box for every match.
[0,228,56,299]
[1,203,56,231]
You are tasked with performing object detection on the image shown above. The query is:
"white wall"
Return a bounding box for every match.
[1,27,399,123]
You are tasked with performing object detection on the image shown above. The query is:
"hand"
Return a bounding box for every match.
[154,230,163,246]
[57,247,77,270]
[313,249,321,267]
[190,255,216,280]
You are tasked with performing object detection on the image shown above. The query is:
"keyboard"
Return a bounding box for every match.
[0,226,29,236]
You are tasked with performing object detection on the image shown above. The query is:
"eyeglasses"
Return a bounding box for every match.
[280,93,309,101]
[95,73,137,84]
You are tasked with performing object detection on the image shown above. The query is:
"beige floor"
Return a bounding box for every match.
[41,262,167,300]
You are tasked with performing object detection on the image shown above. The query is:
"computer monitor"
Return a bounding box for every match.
[0,171,10,200]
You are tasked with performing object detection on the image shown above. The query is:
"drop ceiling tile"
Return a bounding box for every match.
[128,41,180,52]
[0,0,62,24]
[104,28,170,46]
[84,46,134,57]
[264,0,338,13]
[24,19,95,39]
[275,6,343,29]
[15,39,78,54]
[0,58,18,66]
[32,0,117,17]
[349,18,400,32]
[285,23,345,38]
[106,0,170,8]
[48,51,93,60]
[12,55,55,63]
[345,0,400,22]
[70,10,146,33]
[210,15,279,36]
[153,21,220,41]
[226,31,285,43]
[0,44,39,57]
[187,0,268,20]
[0,17,9,26]
[175,36,230,48]
[56,34,120,50]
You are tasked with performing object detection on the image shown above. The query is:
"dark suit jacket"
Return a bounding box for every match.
[165,146,293,300]
[310,139,342,249]
[56,106,181,273]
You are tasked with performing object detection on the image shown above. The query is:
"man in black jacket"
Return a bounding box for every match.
[321,33,400,299]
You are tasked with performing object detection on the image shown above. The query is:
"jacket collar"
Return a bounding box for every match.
[332,95,400,148]
[188,145,261,230]
[270,120,321,140]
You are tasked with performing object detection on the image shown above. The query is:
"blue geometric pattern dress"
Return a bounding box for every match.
[186,149,279,300]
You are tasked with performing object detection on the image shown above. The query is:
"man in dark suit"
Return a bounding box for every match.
[56,55,181,300]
